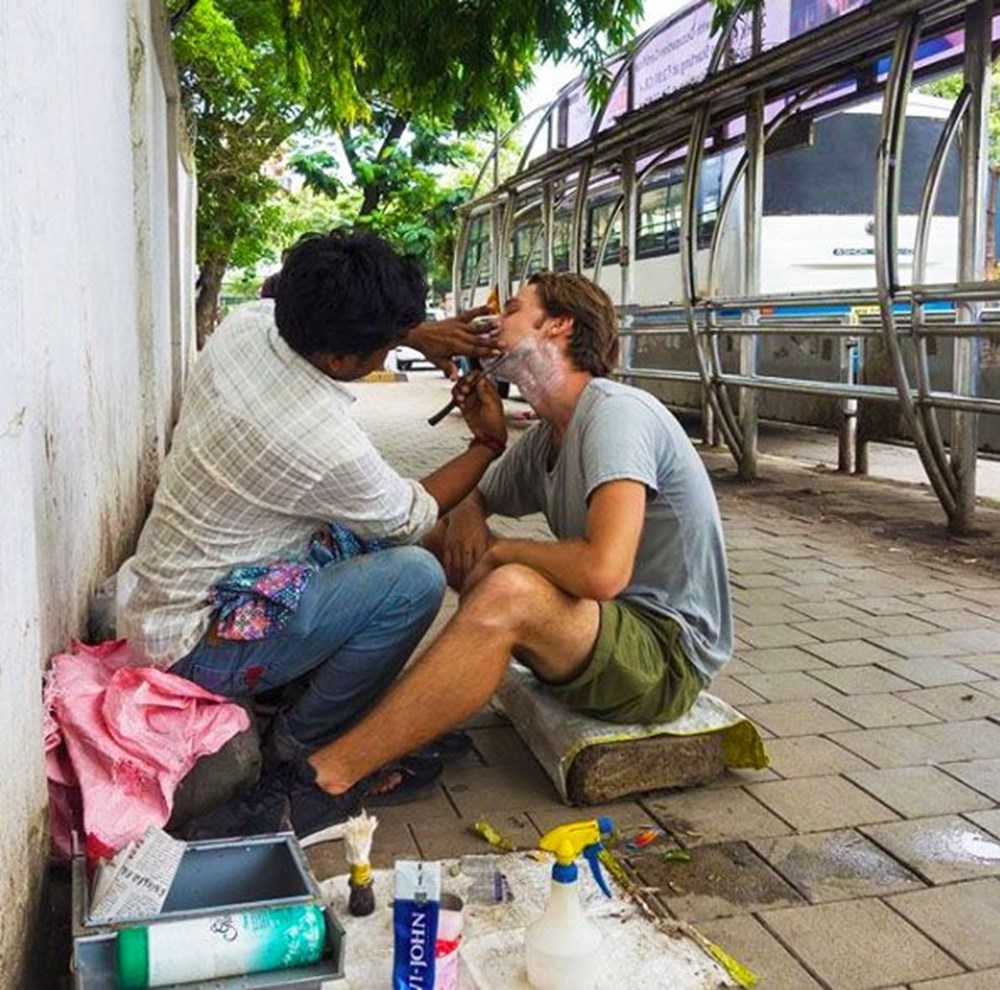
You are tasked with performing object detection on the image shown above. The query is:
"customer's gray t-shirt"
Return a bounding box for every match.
[479,378,732,681]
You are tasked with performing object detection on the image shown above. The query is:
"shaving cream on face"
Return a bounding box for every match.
[501,335,564,408]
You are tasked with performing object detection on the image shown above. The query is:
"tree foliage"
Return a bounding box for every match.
[169,0,643,344]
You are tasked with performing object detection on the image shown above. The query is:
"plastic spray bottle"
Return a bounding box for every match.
[524,817,614,990]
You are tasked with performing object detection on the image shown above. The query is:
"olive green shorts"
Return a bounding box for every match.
[546,600,706,724]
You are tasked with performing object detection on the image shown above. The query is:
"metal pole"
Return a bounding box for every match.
[839,311,859,473]
[739,88,764,480]
[951,0,990,533]
[619,148,637,381]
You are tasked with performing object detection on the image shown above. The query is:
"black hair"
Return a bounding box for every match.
[274,230,426,357]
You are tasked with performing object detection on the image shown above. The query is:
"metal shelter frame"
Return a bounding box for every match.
[453,0,999,533]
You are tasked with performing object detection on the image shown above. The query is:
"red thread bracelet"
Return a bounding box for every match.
[469,432,507,457]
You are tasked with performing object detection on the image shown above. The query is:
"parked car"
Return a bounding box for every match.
[394,307,445,370]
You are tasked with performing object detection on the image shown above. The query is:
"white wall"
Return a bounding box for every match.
[0,2,194,982]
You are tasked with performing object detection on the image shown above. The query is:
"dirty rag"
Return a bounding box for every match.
[44,639,250,861]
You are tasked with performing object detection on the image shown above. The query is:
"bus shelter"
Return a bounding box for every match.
[454,0,1000,534]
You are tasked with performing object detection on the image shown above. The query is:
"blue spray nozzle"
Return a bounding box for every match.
[583,842,611,898]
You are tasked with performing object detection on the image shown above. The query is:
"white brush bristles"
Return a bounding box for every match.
[344,809,379,866]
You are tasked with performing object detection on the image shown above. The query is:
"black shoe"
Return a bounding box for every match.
[182,759,361,843]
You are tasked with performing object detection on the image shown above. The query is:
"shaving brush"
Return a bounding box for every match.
[345,810,378,916]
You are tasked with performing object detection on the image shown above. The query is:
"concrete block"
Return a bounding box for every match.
[564,731,725,804]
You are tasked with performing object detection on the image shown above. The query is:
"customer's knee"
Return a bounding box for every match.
[461,564,543,630]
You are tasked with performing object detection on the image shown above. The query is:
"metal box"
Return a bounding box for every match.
[71,833,345,988]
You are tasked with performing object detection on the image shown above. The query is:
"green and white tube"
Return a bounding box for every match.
[116,903,326,989]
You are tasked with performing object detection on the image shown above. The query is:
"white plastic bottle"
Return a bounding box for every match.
[116,902,326,989]
[525,851,602,990]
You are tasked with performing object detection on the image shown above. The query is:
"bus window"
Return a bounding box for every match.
[553,213,572,272]
[512,222,544,276]
[585,198,622,266]
[637,173,683,258]
[698,156,723,249]
[461,215,491,288]
[763,112,960,216]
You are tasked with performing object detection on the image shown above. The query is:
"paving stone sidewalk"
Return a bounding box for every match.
[304,375,1000,990]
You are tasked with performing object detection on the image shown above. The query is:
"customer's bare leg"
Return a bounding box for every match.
[307,563,599,794]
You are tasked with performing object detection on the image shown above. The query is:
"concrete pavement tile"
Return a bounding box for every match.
[731,572,792,589]
[875,656,989,687]
[906,593,977,611]
[787,599,873,621]
[810,665,918,695]
[800,639,904,667]
[696,914,825,990]
[917,720,1000,761]
[826,726,941,767]
[728,556,784,575]
[759,898,961,988]
[371,786,459,825]
[875,631,972,658]
[762,735,871,778]
[941,758,1000,801]
[708,675,768,707]
[899,685,1000,721]
[966,809,1000,840]
[972,679,1000,701]
[846,766,994,818]
[963,654,1000,677]
[747,776,897,832]
[910,971,1000,990]
[818,692,940,728]
[956,588,1000,608]
[853,613,944,637]
[716,657,758,676]
[734,671,839,702]
[468,725,541,769]
[733,604,812,625]
[740,700,857,737]
[411,811,539,859]
[888,879,1000,970]
[740,647,832,672]
[751,829,925,903]
[634,841,804,920]
[859,815,1000,883]
[641,787,792,845]
[441,761,568,819]
[706,766,780,787]
[738,625,822,650]
[732,587,797,606]
[848,596,916,616]
[790,618,872,642]
[921,609,1000,631]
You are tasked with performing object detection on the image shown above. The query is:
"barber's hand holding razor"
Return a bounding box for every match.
[453,373,507,449]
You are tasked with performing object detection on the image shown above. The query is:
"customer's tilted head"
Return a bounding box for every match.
[527,272,618,377]
[275,231,426,358]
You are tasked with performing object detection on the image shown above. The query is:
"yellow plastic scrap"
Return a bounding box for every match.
[471,818,518,852]
[705,940,758,988]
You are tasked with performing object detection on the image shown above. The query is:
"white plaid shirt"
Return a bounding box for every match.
[119,301,437,667]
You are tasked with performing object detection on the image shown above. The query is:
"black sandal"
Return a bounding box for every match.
[361,757,443,807]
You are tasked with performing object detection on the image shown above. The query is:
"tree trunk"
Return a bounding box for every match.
[195,255,228,349]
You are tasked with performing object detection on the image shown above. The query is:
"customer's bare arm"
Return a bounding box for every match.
[464,479,646,600]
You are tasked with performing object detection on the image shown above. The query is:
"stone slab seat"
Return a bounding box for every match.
[495,665,768,805]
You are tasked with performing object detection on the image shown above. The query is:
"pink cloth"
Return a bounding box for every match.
[44,640,250,861]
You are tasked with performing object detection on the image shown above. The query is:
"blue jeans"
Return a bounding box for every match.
[170,546,446,751]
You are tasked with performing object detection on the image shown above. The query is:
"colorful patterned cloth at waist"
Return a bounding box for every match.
[209,522,388,641]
